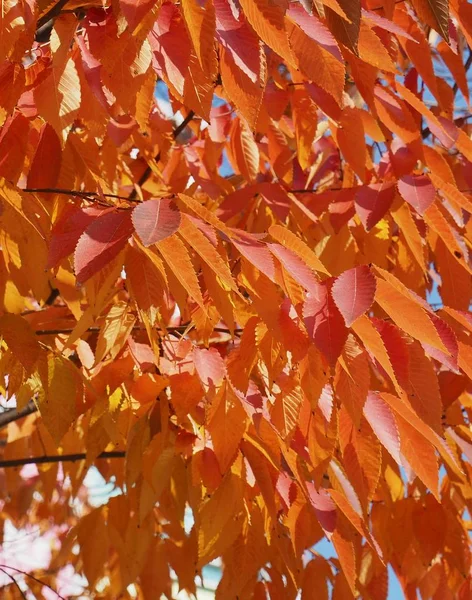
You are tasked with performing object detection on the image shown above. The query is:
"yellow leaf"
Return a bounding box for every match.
[178,214,238,292]
[286,20,345,102]
[178,193,234,238]
[271,372,304,440]
[38,354,78,445]
[208,382,247,473]
[0,313,41,375]
[181,0,217,78]
[94,301,136,365]
[197,470,244,566]
[373,267,447,354]
[34,57,81,142]
[238,0,296,68]
[228,118,260,182]
[157,234,205,310]
[269,224,330,275]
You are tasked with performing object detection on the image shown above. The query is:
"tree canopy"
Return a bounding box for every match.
[1,0,472,597]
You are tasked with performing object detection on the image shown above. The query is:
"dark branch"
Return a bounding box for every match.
[453,48,472,96]
[0,451,126,469]
[0,567,28,600]
[37,0,70,30]
[0,401,37,429]
[129,110,196,201]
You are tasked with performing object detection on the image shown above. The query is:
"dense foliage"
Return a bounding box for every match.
[1,0,472,597]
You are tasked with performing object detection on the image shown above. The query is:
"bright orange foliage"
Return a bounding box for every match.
[1,0,472,598]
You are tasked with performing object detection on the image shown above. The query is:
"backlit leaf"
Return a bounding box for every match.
[397,175,436,216]
[331,265,376,327]
[38,354,78,445]
[303,280,348,366]
[355,182,396,231]
[0,314,41,375]
[132,198,181,247]
[74,210,134,283]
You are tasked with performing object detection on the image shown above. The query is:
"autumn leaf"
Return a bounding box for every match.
[0,313,41,375]
[303,280,348,365]
[38,354,78,445]
[0,0,472,596]
[74,210,134,283]
[355,182,396,231]
[397,174,436,216]
[410,0,449,41]
[331,265,376,327]
[132,198,182,247]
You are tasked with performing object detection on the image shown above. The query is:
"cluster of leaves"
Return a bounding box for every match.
[1,0,472,597]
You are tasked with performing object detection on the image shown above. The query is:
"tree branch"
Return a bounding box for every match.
[0,451,126,469]
[0,401,37,429]
[33,325,241,336]
[0,564,66,600]
[129,110,196,201]
[37,0,70,30]
[0,567,28,600]
[22,187,131,202]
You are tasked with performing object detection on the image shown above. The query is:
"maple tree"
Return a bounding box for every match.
[1,0,472,597]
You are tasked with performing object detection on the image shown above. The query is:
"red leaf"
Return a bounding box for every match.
[27,123,62,189]
[74,210,134,282]
[48,205,111,269]
[355,182,396,231]
[306,482,337,534]
[0,112,29,182]
[371,318,409,389]
[331,265,376,327]
[131,198,181,247]
[423,312,459,372]
[397,174,435,216]
[303,280,348,366]
[120,0,156,31]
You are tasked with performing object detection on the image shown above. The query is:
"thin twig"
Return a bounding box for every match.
[129,110,196,201]
[0,567,28,600]
[22,187,131,201]
[0,564,66,600]
[0,451,126,469]
[34,325,241,336]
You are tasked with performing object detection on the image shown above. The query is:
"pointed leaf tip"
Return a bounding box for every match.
[331,265,376,327]
[132,198,182,247]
